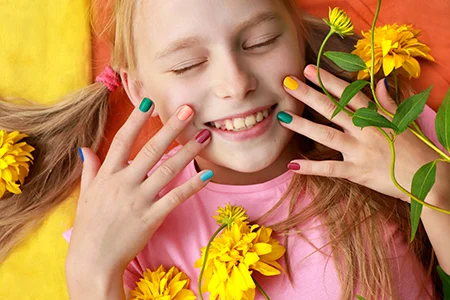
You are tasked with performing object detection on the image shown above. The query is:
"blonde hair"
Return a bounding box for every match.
[0,0,441,299]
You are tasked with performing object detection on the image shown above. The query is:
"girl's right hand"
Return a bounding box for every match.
[65,99,212,288]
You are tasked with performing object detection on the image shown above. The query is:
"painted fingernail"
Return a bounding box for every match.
[384,78,389,90]
[304,65,316,78]
[288,163,300,171]
[200,170,214,182]
[283,76,299,90]
[77,148,84,162]
[277,112,293,124]
[195,129,211,144]
[139,97,153,112]
[177,105,194,121]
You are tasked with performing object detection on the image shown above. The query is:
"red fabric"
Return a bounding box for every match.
[92,1,450,160]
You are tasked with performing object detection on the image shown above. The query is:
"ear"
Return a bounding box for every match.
[119,68,159,117]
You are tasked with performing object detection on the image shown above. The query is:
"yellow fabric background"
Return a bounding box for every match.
[0,0,90,299]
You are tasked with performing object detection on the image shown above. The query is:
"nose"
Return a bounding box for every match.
[213,52,257,101]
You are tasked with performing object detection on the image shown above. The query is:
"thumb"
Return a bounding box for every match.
[376,78,398,115]
[78,147,101,198]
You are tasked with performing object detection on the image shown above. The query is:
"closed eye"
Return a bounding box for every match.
[245,34,281,50]
[172,62,206,75]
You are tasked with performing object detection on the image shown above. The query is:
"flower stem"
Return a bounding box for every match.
[198,224,227,300]
[253,277,271,300]
[379,129,450,214]
[317,30,355,117]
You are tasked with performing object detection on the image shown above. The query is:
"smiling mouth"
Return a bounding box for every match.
[206,104,277,132]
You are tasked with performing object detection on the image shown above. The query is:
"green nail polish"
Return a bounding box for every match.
[277,112,293,124]
[139,97,153,112]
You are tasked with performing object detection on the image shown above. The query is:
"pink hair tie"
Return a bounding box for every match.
[95,66,121,92]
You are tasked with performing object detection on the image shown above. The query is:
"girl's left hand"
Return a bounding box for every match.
[280,65,446,203]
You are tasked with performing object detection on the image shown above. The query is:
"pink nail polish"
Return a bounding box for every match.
[195,129,211,144]
[177,105,194,121]
[288,163,301,171]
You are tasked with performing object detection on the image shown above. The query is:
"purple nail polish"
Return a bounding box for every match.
[195,129,211,144]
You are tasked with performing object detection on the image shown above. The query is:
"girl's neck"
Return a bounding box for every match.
[194,139,298,185]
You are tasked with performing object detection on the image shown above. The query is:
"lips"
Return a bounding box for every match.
[206,104,277,132]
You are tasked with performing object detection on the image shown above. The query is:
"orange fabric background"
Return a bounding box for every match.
[93,0,450,160]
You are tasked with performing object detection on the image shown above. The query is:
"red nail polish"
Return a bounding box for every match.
[195,129,211,144]
[288,163,301,171]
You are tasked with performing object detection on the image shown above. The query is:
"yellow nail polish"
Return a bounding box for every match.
[284,76,299,91]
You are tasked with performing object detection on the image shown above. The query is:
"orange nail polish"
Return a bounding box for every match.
[177,105,194,121]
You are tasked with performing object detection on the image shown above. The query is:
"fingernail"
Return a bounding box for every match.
[288,162,300,171]
[77,148,84,162]
[384,78,389,90]
[200,170,214,182]
[304,65,316,78]
[195,129,211,144]
[139,97,153,113]
[283,76,299,90]
[277,112,293,124]
[177,105,194,121]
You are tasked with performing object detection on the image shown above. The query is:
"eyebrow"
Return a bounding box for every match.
[154,11,281,61]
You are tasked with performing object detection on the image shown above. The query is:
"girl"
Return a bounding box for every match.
[1,0,449,299]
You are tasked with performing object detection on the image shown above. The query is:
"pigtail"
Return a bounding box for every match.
[0,82,110,261]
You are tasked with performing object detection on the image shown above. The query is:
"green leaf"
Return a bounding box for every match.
[332,80,370,119]
[392,86,432,134]
[356,296,366,300]
[410,161,437,242]
[367,101,377,111]
[437,266,450,299]
[324,51,367,72]
[353,108,399,130]
[435,88,450,152]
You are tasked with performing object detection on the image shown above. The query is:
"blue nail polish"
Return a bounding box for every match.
[384,78,389,90]
[200,170,214,182]
[77,148,84,162]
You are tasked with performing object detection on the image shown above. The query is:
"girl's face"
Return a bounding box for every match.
[126,0,305,179]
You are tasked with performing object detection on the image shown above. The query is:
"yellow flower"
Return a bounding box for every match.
[324,7,354,38]
[213,203,249,227]
[130,265,196,300]
[0,130,35,199]
[352,24,435,80]
[195,221,286,300]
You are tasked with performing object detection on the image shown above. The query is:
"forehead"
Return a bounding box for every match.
[133,0,288,54]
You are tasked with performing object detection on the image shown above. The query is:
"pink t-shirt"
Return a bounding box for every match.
[65,105,444,299]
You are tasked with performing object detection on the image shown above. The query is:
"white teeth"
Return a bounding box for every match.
[210,106,273,131]
[233,118,246,130]
[256,111,264,122]
[225,119,234,130]
[245,114,256,127]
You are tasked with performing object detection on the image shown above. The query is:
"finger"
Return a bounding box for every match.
[376,78,398,115]
[129,105,195,181]
[283,75,355,132]
[140,129,211,195]
[288,159,354,180]
[143,169,214,223]
[77,147,101,212]
[102,98,155,174]
[277,111,356,154]
[303,65,370,111]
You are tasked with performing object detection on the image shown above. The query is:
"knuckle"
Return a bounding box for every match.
[111,132,127,151]
[142,142,160,158]
[158,163,176,177]
[168,190,184,207]
[324,101,337,118]
[323,163,335,176]
[320,128,336,144]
